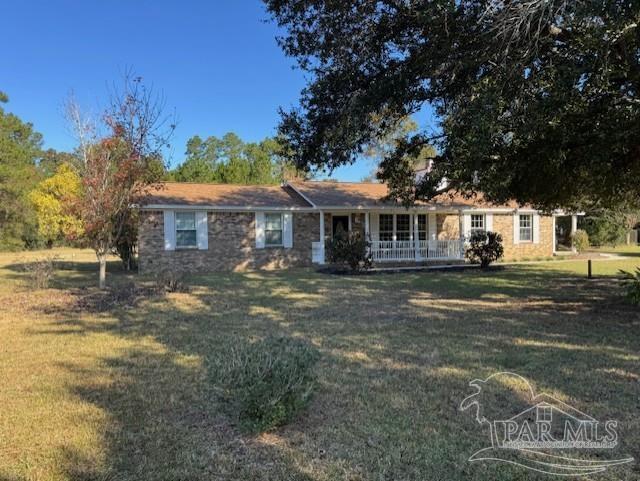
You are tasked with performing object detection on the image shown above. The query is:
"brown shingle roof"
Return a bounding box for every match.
[288,181,518,209]
[140,181,521,210]
[142,182,312,208]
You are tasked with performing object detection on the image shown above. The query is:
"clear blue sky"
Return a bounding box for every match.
[1,1,426,181]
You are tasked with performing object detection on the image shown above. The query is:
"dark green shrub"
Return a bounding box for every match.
[465,231,504,268]
[571,229,590,253]
[620,268,640,305]
[220,336,320,433]
[582,211,628,247]
[326,229,372,272]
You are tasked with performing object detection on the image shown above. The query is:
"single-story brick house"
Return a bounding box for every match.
[138,181,579,273]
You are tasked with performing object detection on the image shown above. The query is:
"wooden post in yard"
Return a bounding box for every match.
[588,259,592,279]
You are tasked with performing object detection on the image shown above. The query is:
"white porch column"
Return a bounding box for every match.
[392,214,397,241]
[428,213,437,240]
[571,214,578,253]
[319,210,326,264]
[552,215,557,254]
[458,209,465,258]
[413,214,420,260]
[365,212,370,238]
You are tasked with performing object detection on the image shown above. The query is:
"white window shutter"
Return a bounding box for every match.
[163,210,175,251]
[463,214,471,237]
[513,213,520,244]
[485,213,493,232]
[533,213,540,244]
[196,211,208,250]
[370,213,379,241]
[428,213,437,240]
[283,213,293,248]
[255,212,265,248]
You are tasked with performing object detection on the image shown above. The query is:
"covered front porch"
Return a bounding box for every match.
[311,210,466,264]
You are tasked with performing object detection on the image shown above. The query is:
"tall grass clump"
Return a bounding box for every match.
[219,336,320,433]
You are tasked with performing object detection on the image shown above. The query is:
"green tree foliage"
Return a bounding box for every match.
[362,115,436,183]
[169,133,301,184]
[0,92,42,249]
[583,210,632,247]
[265,0,640,210]
[38,149,79,178]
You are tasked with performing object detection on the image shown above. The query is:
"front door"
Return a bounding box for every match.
[332,215,349,239]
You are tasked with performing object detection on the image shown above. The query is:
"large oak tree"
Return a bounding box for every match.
[265,0,640,210]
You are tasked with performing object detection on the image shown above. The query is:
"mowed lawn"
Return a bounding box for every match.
[1,249,639,481]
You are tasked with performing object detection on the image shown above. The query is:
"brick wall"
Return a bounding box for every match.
[138,211,320,274]
[436,214,460,240]
[492,214,554,260]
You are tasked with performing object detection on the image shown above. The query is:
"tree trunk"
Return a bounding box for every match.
[98,253,107,290]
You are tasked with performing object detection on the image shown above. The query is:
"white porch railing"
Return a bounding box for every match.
[312,238,465,264]
[369,239,464,262]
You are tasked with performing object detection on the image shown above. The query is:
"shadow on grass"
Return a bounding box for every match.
[1,257,134,291]
[15,265,640,480]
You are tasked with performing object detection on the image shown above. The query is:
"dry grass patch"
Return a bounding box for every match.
[0,248,639,480]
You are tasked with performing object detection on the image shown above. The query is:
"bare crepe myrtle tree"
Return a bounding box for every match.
[67,72,175,289]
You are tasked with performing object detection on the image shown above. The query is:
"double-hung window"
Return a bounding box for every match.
[265,213,283,246]
[519,214,533,242]
[417,214,427,241]
[470,214,485,234]
[396,214,411,241]
[379,214,394,241]
[176,212,197,248]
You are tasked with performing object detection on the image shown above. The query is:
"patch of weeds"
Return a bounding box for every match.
[217,336,320,433]
[157,269,189,293]
[74,281,157,312]
[22,255,59,289]
[620,268,640,305]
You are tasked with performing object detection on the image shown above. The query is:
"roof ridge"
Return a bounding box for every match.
[291,180,384,186]
[158,181,283,188]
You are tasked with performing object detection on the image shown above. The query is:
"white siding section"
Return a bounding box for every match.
[533,213,540,244]
[370,213,379,241]
[283,213,293,248]
[196,211,208,250]
[255,212,265,248]
[485,213,493,232]
[163,210,175,251]
[513,213,520,244]
[463,214,471,237]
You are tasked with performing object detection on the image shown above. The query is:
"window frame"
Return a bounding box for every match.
[417,214,427,241]
[395,214,411,241]
[470,214,486,234]
[175,211,198,249]
[379,214,394,241]
[265,212,284,247]
[519,214,533,242]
